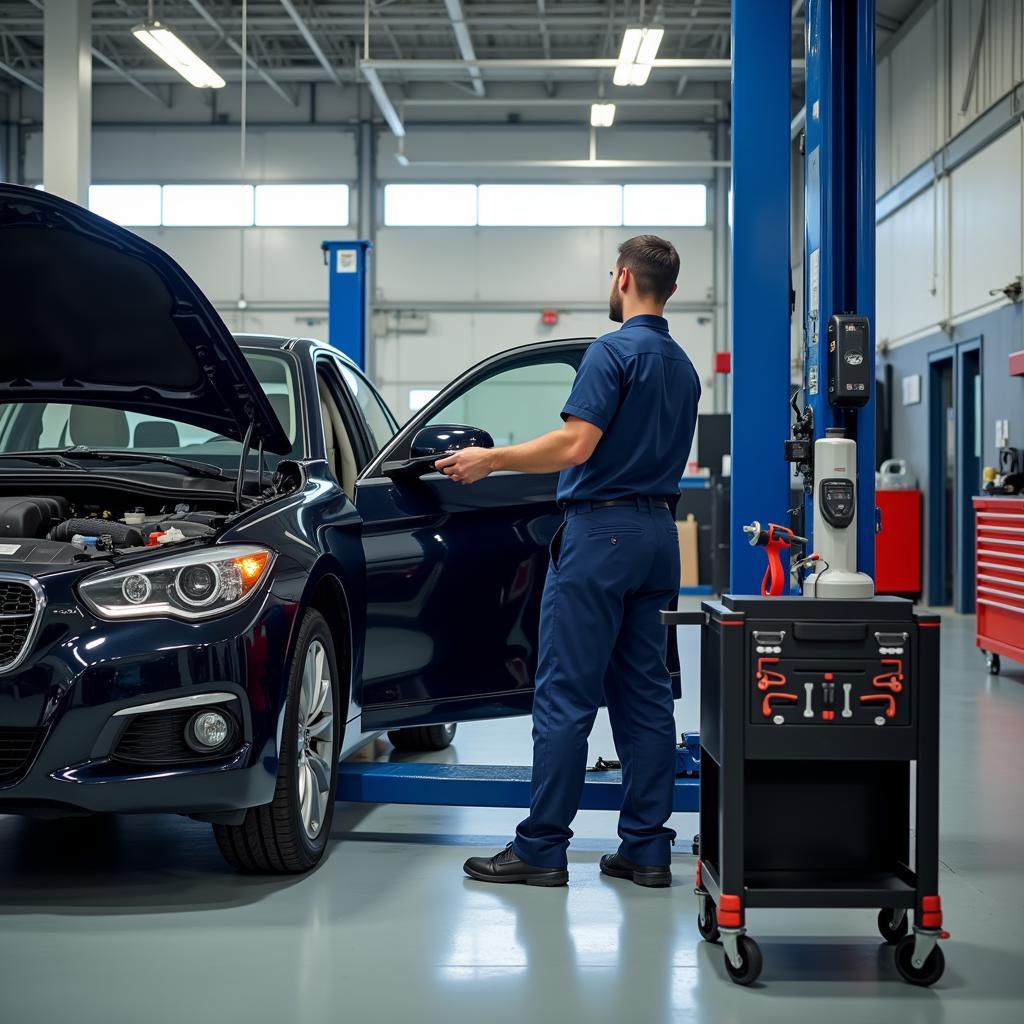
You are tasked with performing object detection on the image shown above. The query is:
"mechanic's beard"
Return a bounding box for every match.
[608,288,624,323]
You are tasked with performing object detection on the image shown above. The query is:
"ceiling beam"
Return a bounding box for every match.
[92,45,169,106]
[0,56,41,92]
[278,0,341,86]
[183,0,298,106]
[442,0,485,97]
[362,58,737,72]
[362,64,405,137]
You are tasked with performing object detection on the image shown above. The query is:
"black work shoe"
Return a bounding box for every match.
[600,852,672,888]
[463,843,568,887]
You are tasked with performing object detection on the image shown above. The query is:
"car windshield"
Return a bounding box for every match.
[0,349,301,474]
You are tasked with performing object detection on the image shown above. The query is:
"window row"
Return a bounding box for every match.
[82,181,706,229]
[383,183,707,227]
[87,183,351,227]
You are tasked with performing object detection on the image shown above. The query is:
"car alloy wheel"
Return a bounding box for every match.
[297,638,335,839]
[212,608,343,873]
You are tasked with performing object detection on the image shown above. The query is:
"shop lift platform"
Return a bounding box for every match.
[337,734,701,814]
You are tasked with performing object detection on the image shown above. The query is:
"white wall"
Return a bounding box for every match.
[876,0,1024,192]
[876,121,1023,347]
[875,0,1024,347]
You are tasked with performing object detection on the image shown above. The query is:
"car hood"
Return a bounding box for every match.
[0,184,291,454]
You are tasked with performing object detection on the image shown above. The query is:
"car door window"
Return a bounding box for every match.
[338,363,398,454]
[424,359,577,447]
[316,367,360,497]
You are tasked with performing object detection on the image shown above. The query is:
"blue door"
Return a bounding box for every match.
[354,340,590,731]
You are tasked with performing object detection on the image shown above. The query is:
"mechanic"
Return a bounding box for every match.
[436,235,701,889]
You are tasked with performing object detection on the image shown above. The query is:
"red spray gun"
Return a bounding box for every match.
[742,521,809,597]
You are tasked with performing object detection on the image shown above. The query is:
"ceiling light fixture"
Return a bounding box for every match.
[590,103,617,127]
[132,22,226,89]
[613,25,664,87]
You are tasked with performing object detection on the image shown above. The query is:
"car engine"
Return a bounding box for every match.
[0,495,221,557]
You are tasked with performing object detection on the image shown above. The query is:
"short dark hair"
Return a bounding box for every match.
[616,234,680,303]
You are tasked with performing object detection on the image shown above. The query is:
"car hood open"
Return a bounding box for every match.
[0,184,291,454]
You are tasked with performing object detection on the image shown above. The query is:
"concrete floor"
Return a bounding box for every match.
[1,609,1022,1023]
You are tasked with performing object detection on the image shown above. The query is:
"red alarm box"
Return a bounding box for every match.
[875,489,922,596]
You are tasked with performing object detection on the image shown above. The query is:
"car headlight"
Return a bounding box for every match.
[79,545,276,621]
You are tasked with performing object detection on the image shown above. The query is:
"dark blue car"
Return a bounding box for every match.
[0,184,678,873]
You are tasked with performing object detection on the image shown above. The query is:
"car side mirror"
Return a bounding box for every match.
[410,424,494,458]
[382,424,495,479]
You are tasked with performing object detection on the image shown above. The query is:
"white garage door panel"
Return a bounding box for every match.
[951,124,1023,319]
[133,227,244,300]
[245,227,351,302]
[476,229,604,303]
[376,229,481,302]
[876,216,894,342]
[87,130,356,183]
[889,7,938,181]
[884,183,945,341]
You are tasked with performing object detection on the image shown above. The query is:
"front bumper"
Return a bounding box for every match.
[0,568,301,816]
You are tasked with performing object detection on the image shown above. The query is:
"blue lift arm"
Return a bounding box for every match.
[729,0,794,594]
[803,0,877,575]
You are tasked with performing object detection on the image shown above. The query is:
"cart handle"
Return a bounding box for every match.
[660,610,709,626]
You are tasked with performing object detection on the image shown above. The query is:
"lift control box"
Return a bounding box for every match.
[827,313,871,407]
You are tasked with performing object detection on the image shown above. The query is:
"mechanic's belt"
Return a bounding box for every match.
[563,497,672,513]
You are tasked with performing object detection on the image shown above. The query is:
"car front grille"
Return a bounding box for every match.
[0,578,40,672]
[113,708,239,766]
[0,726,39,782]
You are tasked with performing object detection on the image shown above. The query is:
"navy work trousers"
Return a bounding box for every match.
[513,501,680,869]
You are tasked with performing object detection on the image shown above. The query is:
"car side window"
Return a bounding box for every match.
[424,359,577,447]
[316,367,360,498]
[337,363,398,454]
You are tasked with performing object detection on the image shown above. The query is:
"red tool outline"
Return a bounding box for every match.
[872,658,904,693]
[762,692,799,717]
[755,657,787,691]
[859,693,897,718]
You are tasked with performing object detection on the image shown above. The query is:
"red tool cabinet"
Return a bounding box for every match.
[973,495,1024,673]
[876,490,922,597]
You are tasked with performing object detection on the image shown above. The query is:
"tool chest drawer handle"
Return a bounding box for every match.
[978,573,1024,591]
[975,535,1024,548]
[977,512,1024,523]
[792,621,867,642]
[978,597,1024,617]
[977,547,1024,563]
[978,584,1024,607]
[977,560,1024,577]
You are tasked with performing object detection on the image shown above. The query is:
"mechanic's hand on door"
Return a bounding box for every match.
[435,446,496,484]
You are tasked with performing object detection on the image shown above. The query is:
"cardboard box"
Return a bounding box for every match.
[677,515,699,587]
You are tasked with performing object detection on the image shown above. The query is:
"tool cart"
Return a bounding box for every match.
[665,596,947,987]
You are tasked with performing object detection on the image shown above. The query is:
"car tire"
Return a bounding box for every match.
[387,722,457,752]
[214,609,342,874]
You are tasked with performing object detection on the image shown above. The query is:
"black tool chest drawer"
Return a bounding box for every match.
[748,622,910,727]
[698,595,932,762]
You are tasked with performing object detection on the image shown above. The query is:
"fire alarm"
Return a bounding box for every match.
[714,352,731,374]
[541,309,559,326]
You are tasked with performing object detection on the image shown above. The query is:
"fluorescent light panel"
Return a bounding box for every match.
[614,25,663,87]
[590,103,616,127]
[133,22,225,89]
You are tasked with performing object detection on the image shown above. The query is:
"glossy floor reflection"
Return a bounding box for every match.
[1,609,1022,1023]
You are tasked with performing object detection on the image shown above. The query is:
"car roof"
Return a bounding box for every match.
[234,333,361,370]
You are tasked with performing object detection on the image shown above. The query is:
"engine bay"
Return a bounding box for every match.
[0,494,225,558]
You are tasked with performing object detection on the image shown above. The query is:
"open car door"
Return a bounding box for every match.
[354,338,680,732]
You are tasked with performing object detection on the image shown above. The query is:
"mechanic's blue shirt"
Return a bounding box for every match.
[557,314,701,503]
